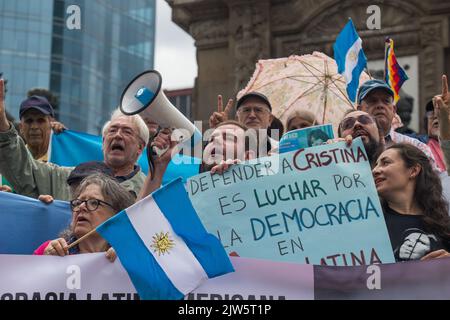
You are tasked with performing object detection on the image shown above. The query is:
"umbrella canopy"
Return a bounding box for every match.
[237,52,370,133]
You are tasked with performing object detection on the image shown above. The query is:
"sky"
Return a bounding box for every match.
[154,0,197,90]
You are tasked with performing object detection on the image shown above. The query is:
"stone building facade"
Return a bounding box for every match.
[167,0,450,132]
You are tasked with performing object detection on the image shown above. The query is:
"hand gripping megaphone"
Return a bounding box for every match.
[119,70,202,155]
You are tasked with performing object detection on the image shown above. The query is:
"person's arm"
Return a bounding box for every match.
[136,129,177,201]
[0,79,72,199]
[434,75,450,174]
[0,79,10,132]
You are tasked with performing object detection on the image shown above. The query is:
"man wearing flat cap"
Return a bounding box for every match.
[357,79,439,171]
[209,92,278,157]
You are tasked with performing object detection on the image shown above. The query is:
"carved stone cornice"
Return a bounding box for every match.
[189,19,229,48]
[420,16,449,47]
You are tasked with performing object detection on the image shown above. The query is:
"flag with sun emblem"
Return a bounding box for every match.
[96,178,234,300]
[333,19,368,102]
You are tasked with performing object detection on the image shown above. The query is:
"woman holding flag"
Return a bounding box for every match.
[34,174,134,259]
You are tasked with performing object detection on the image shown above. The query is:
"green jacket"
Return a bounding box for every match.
[0,123,146,201]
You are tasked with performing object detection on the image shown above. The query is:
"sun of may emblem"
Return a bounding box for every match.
[150,231,175,256]
[348,51,357,62]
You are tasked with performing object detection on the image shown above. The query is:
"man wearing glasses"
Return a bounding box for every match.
[0,79,149,201]
[356,79,439,171]
[208,92,277,157]
[235,92,277,157]
[338,109,384,167]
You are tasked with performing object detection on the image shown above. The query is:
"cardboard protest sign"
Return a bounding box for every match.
[187,139,395,265]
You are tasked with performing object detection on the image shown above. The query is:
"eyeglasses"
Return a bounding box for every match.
[70,198,114,212]
[340,115,374,131]
[426,111,437,119]
[237,106,270,116]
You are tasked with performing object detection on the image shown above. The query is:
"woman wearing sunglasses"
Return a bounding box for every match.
[33,174,134,259]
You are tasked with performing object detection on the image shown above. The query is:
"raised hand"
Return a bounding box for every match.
[0,79,9,131]
[433,75,450,140]
[208,95,234,128]
[51,121,67,134]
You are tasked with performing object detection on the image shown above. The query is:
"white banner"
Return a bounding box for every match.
[0,254,313,300]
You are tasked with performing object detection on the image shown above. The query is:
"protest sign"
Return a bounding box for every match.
[0,192,71,254]
[1,254,450,300]
[0,255,312,300]
[187,139,395,265]
[279,124,334,153]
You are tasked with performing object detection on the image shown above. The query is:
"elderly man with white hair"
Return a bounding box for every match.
[0,79,148,200]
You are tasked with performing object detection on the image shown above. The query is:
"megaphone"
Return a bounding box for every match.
[119,70,202,155]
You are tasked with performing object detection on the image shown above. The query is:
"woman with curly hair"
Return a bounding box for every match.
[372,143,450,262]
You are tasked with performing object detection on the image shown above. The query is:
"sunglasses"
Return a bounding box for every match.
[340,114,374,131]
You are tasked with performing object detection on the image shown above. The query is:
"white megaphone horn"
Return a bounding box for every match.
[119,70,202,155]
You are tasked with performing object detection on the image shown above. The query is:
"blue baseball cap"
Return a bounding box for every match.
[357,79,394,104]
[19,95,54,119]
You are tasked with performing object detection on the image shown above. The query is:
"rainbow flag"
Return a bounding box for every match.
[384,38,408,103]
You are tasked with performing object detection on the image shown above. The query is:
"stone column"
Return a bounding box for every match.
[226,0,271,93]
[419,16,449,131]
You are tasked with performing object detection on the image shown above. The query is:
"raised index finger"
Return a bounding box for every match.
[442,75,448,96]
[217,95,223,113]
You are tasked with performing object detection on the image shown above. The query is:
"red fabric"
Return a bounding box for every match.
[33,240,51,255]
[428,138,447,172]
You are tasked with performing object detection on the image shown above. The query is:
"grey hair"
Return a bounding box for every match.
[60,173,135,243]
[285,109,319,130]
[72,173,135,213]
[102,109,150,146]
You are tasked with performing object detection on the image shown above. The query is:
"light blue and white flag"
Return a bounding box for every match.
[96,178,234,300]
[0,192,71,254]
[333,19,367,102]
[49,129,201,184]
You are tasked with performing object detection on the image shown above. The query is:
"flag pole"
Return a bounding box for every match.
[67,228,97,250]
[383,37,390,82]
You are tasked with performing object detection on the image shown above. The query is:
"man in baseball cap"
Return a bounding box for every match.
[18,95,55,162]
[357,79,439,171]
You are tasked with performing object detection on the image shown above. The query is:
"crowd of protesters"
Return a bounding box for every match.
[0,71,449,264]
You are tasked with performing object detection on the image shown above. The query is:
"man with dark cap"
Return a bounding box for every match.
[1,96,55,193]
[18,95,55,162]
[208,92,277,156]
[357,79,439,171]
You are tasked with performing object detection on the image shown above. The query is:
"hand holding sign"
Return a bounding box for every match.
[209,95,234,128]
[433,75,450,140]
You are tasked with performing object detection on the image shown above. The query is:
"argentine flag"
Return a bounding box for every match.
[333,19,367,102]
[96,178,233,300]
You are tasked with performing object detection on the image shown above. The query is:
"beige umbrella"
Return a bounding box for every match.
[237,52,370,133]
